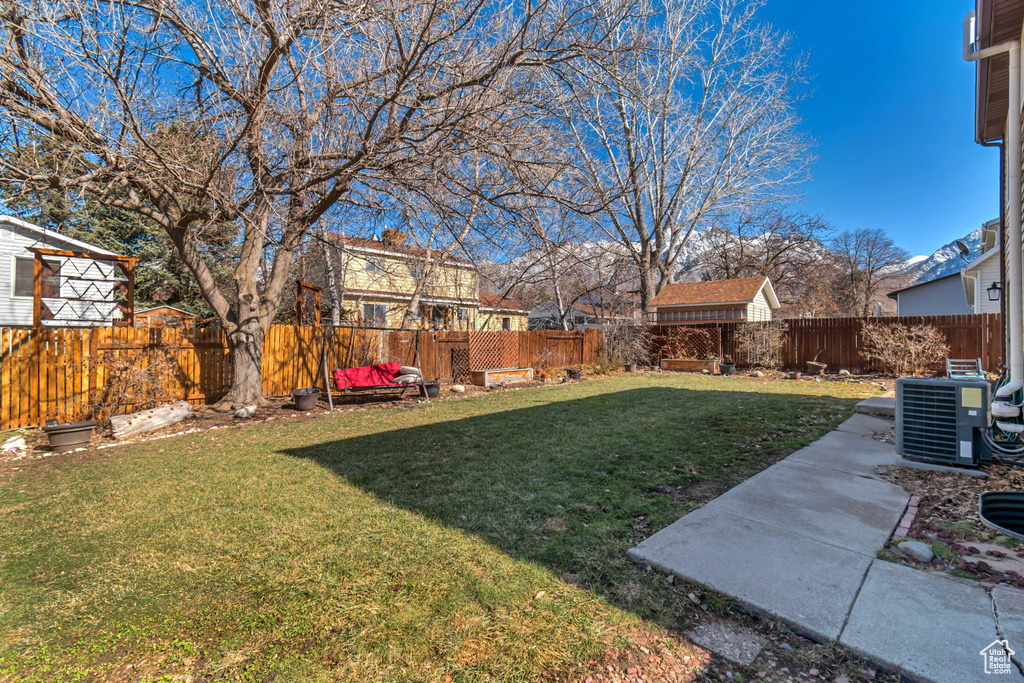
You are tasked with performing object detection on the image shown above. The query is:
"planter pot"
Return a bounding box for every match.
[42,420,95,453]
[787,371,802,380]
[567,369,582,380]
[624,363,637,373]
[292,388,320,411]
[807,361,827,376]
[421,381,441,398]
[719,362,736,376]
[661,358,718,374]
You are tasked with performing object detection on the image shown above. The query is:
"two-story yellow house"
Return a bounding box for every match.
[327,231,528,331]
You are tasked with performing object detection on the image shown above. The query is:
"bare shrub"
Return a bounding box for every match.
[603,321,653,366]
[662,327,716,360]
[533,346,558,372]
[88,348,180,425]
[860,323,949,377]
[735,320,788,369]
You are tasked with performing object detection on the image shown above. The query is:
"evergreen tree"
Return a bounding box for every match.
[0,136,234,317]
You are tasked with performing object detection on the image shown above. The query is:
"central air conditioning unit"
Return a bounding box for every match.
[896,377,992,467]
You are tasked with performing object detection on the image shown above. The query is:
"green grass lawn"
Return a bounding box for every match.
[0,373,876,682]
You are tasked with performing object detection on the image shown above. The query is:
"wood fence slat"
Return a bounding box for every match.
[651,313,1004,373]
[1,329,10,428]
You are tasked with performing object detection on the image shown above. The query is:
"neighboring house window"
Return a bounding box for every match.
[13,257,60,298]
[363,303,387,327]
[457,307,468,321]
[429,306,447,328]
[365,258,383,273]
[409,263,424,279]
[502,316,511,331]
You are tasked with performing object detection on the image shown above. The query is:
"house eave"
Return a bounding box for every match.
[0,215,118,256]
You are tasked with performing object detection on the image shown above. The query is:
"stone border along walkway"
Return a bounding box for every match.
[629,403,1024,683]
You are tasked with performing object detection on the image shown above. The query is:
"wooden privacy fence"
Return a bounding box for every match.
[1,325,603,430]
[652,313,1004,373]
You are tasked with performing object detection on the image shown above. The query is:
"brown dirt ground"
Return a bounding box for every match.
[879,460,1024,587]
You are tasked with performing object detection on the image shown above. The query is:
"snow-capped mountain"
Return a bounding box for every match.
[669,226,722,280]
[907,228,983,283]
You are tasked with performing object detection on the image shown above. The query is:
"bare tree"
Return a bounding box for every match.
[551,0,811,308]
[0,0,631,403]
[702,209,833,315]
[831,228,910,317]
[479,197,637,330]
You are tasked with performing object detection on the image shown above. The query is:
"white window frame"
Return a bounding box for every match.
[501,316,511,331]
[409,263,424,279]
[457,307,468,321]
[365,257,383,274]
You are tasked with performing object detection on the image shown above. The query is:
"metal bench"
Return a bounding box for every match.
[946,358,985,380]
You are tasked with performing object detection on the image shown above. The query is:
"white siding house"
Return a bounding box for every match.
[960,218,1003,314]
[0,215,121,327]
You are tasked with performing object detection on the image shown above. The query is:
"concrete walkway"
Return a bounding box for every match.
[628,411,1024,683]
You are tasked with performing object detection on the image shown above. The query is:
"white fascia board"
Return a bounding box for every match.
[0,215,118,256]
[760,277,781,309]
[964,245,1000,271]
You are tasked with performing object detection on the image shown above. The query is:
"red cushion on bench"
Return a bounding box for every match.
[332,362,409,390]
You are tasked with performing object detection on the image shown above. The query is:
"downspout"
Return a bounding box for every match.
[964,11,1023,401]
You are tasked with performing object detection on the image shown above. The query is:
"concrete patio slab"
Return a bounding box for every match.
[897,456,990,477]
[785,428,898,478]
[629,507,873,641]
[839,561,1007,683]
[702,460,909,555]
[629,407,1024,682]
[855,396,896,418]
[834,412,894,435]
[991,588,1024,668]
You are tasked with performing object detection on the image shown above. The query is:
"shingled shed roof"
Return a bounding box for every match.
[648,276,779,309]
[478,293,528,312]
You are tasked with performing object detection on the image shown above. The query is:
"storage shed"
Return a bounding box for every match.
[647,276,780,324]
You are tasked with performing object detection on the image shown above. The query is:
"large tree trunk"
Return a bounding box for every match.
[225,324,265,405]
[638,267,657,312]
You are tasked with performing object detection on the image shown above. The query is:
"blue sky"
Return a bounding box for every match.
[758,0,997,256]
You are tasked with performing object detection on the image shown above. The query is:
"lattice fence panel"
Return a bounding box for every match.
[661,326,716,360]
[469,331,518,370]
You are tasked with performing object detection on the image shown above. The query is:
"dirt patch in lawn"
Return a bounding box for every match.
[0,380,531,465]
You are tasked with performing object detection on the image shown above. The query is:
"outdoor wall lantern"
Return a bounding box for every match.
[988,281,1003,302]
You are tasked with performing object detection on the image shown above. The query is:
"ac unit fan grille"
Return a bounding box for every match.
[900,383,958,460]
